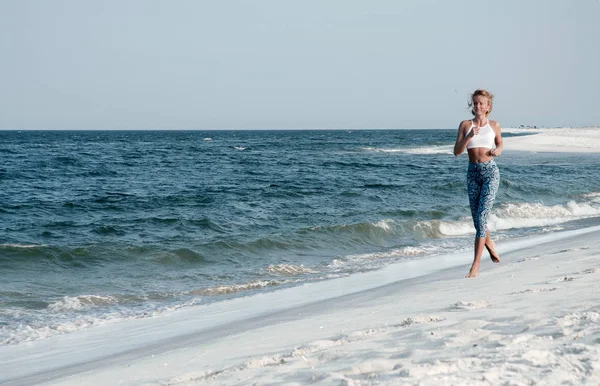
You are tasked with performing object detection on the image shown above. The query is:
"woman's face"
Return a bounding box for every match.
[472,95,490,116]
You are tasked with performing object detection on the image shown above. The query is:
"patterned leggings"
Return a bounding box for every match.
[467,159,500,238]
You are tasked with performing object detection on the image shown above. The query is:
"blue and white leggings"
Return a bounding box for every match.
[467,159,500,238]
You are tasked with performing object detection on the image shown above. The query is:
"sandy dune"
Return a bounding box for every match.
[503,127,600,152]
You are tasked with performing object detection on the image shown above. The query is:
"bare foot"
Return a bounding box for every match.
[485,242,500,263]
[466,264,479,278]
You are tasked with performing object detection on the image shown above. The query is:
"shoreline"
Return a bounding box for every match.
[3,225,600,385]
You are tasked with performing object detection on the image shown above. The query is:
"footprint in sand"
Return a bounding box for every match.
[449,300,491,311]
[568,247,591,252]
[554,249,572,254]
[392,315,445,327]
[508,287,558,295]
[556,312,600,328]
[178,316,446,385]
[293,338,347,356]
[518,254,542,263]
[581,267,598,274]
[347,315,445,339]
[554,275,577,283]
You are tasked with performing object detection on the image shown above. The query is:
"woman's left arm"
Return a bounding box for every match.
[490,121,503,157]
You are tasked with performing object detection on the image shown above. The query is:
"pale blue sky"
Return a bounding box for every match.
[1,0,599,129]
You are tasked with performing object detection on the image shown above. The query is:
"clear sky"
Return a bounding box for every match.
[1,0,599,130]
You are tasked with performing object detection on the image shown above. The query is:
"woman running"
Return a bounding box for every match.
[454,89,503,278]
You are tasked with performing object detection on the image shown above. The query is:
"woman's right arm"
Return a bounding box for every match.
[453,120,472,156]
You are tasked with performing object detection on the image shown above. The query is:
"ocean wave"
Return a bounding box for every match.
[186,272,347,297]
[0,296,205,346]
[187,279,299,296]
[0,245,81,267]
[344,244,446,261]
[304,218,468,242]
[308,219,395,234]
[47,295,120,311]
[264,264,317,276]
[92,225,126,235]
[0,293,212,345]
[3,199,598,271]
[154,248,209,264]
[386,200,600,239]
[300,219,402,247]
[0,314,111,345]
[0,244,213,268]
[0,243,46,249]
[138,217,226,232]
[581,191,600,200]
[1,271,344,346]
[413,220,474,237]
[495,201,600,218]
[309,218,468,239]
[230,237,303,253]
[413,200,600,237]
[491,201,600,230]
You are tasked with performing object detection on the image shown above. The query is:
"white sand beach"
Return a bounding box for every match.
[503,127,600,153]
[2,128,600,386]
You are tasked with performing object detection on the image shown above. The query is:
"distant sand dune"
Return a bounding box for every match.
[503,127,600,152]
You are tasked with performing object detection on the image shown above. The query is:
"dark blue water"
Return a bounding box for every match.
[2,129,600,344]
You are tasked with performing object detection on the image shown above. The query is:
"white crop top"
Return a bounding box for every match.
[466,120,495,149]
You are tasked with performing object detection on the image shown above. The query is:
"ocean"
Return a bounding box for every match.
[2,129,600,345]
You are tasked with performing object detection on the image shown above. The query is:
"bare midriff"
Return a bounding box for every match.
[468,147,493,164]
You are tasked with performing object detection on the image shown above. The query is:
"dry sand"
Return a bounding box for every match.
[503,127,600,153]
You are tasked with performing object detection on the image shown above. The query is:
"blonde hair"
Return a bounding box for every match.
[469,89,494,116]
